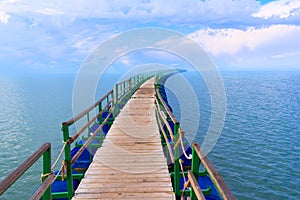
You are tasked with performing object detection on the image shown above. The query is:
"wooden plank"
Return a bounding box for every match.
[77,182,172,189]
[91,160,167,164]
[92,155,167,159]
[90,160,167,164]
[80,177,171,183]
[73,192,175,199]
[93,151,164,155]
[89,163,168,167]
[75,187,173,193]
[85,169,169,174]
[105,134,159,138]
[83,172,171,178]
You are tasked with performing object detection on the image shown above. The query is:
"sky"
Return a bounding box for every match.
[0,0,300,74]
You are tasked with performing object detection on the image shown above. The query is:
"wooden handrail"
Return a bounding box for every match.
[193,143,236,200]
[156,70,234,199]
[30,173,55,200]
[155,87,178,124]
[71,112,112,164]
[188,170,206,200]
[155,102,175,164]
[155,95,178,142]
[69,102,111,143]
[174,128,184,149]
[155,103,174,141]
[67,74,152,164]
[0,143,51,195]
[117,89,131,104]
[115,78,128,86]
[62,90,113,126]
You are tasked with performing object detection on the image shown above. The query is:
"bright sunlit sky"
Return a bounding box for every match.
[0,0,300,74]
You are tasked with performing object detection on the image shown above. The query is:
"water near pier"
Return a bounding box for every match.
[0,71,299,199]
[166,71,300,199]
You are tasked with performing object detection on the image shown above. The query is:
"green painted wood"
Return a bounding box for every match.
[42,145,51,200]
[62,125,73,200]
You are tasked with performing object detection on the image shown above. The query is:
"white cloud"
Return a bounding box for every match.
[37,8,64,15]
[72,36,94,49]
[120,57,130,65]
[188,25,300,55]
[272,51,300,58]
[0,0,259,25]
[253,0,300,19]
[0,11,10,24]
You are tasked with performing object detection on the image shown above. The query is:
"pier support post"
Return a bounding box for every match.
[190,143,201,200]
[62,125,74,200]
[173,122,181,198]
[98,102,103,147]
[42,144,51,200]
[114,84,119,116]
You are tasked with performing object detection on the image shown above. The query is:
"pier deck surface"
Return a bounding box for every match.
[72,78,175,200]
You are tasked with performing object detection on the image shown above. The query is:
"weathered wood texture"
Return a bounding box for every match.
[73,79,175,200]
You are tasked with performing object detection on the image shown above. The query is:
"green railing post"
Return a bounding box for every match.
[191,144,200,176]
[123,81,126,97]
[124,80,128,101]
[42,145,51,200]
[111,89,115,109]
[114,84,119,115]
[98,102,103,146]
[123,81,126,104]
[98,102,102,124]
[190,144,201,200]
[173,122,181,197]
[122,81,125,96]
[87,112,90,136]
[129,77,132,95]
[62,124,73,200]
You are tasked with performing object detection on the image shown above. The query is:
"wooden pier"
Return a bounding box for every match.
[72,79,175,199]
[0,71,235,200]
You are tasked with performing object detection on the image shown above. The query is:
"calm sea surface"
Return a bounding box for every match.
[0,71,299,199]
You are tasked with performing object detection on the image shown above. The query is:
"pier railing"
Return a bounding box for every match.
[0,143,52,200]
[58,72,154,199]
[154,72,235,200]
[190,143,235,200]
[0,72,154,200]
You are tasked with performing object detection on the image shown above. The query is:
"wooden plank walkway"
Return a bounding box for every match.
[73,78,175,200]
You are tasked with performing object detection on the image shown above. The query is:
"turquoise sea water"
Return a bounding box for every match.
[0,71,299,199]
[166,71,300,199]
